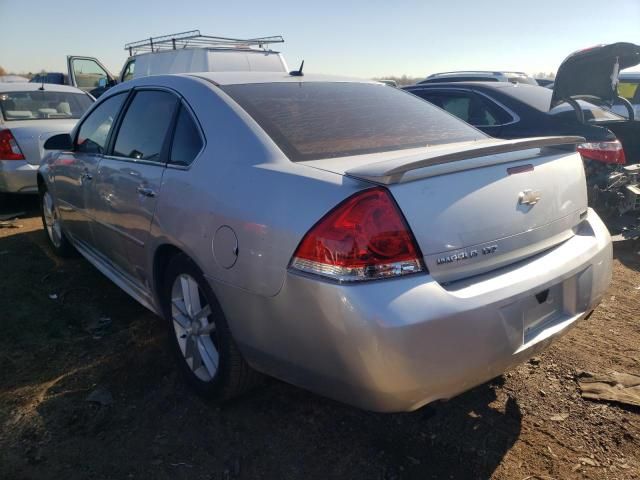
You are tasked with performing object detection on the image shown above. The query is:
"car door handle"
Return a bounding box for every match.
[137,186,156,198]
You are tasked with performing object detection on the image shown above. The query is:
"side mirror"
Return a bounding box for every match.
[98,77,107,88]
[44,133,73,150]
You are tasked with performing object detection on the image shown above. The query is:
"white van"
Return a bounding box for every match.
[66,30,288,97]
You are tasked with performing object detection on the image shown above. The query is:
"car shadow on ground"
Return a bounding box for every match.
[0,195,522,480]
[0,193,39,218]
[613,240,640,272]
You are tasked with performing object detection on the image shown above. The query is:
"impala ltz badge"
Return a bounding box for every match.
[519,189,541,206]
[436,244,498,265]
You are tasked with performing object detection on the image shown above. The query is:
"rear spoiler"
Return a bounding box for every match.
[346,136,585,185]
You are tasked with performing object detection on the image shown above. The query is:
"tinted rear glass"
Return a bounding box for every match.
[221,82,485,161]
[0,91,93,121]
[549,100,626,123]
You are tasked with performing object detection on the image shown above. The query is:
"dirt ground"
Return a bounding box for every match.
[0,194,639,480]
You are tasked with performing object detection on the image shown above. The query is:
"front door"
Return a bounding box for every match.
[90,89,179,287]
[53,92,127,245]
[67,56,117,98]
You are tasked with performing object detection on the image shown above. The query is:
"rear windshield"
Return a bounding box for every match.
[0,90,93,121]
[221,82,485,161]
[549,99,626,123]
[499,85,627,122]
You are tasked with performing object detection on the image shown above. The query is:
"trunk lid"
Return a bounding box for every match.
[8,119,78,165]
[300,137,588,283]
[552,42,640,108]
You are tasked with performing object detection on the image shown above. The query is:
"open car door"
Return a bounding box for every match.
[67,56,118,98]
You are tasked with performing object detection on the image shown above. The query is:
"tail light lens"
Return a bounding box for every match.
[0,129,25,161]
[289,187,425,282]
[577,140,626,165]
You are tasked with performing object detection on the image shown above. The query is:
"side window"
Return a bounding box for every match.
[113,90,178,162]
[71,58,110,90]
[122,60,136,82]
[441,95,473,122]
[436,93,512,126]
[170,105,204,166]
[76,93,126,154]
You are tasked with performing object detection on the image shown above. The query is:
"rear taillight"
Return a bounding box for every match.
[577,140,626,165]
[289,187,425,282]
[0,129,25,161]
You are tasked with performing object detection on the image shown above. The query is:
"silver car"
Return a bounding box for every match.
[0,83,93,194]
[38,73,613,412]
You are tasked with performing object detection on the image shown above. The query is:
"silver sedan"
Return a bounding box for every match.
[38,73,612,412]
[0,83,93,194]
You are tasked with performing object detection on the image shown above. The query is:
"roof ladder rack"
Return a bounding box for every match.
[124,30,285,56]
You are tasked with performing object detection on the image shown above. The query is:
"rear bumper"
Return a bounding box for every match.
[0,160,38,193]
[219,209,613,412]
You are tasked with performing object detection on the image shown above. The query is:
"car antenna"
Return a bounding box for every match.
[39,74,45,91]
[289,60,304,77]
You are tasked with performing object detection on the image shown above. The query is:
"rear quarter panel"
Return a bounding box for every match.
[146,76,368,298]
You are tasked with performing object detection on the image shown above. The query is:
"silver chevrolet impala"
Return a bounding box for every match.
[38,72,612,412]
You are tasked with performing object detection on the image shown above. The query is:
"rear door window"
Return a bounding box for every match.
[112,90,178,162]
[170,105,203,166]
[409,90,512,126]
[221,82,485,162]
[76,93,126,154]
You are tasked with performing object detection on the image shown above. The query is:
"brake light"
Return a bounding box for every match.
[289,187,425,282]
[577,140,626,165]
[0,129,25,161]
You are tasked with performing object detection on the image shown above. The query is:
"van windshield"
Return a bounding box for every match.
[0,91,93,121]
[222,82,485,161]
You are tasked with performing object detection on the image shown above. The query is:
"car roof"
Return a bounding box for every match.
[0,82,86,94]
[185,71,375,86]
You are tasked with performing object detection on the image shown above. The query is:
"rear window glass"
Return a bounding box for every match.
[0,91,93,121]
[549,100,626,123]
[222,82,485,161]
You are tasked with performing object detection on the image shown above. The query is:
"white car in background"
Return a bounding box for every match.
[60,30,288,98]
[0,83,93,194]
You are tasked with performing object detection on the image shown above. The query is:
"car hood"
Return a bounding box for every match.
[551,42,640,107]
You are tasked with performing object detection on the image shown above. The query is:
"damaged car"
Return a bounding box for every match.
[405,42,640,239]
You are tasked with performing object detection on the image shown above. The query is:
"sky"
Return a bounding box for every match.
[1,0,640,79]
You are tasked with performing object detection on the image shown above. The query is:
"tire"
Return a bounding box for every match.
[162,253,262,401]
[40,185,75,257]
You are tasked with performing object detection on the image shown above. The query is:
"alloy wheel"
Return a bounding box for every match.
[170,274,219,382]
[42,191,62,248]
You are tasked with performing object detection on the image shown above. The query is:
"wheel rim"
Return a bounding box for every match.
[42,191,62,248]
[171,274,219,382]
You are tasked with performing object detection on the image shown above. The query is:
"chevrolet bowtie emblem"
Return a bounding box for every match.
[519,189,541,206]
